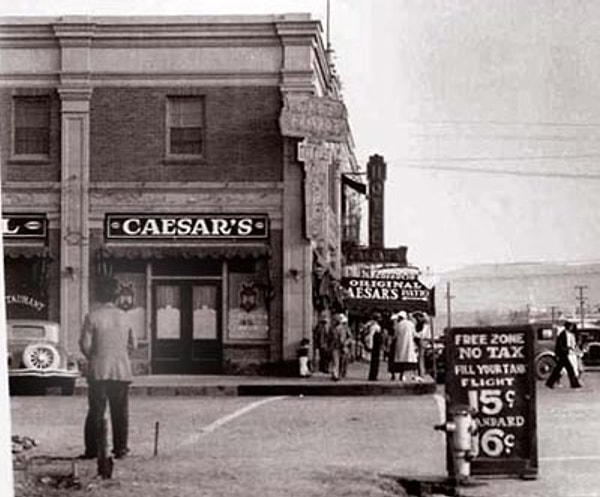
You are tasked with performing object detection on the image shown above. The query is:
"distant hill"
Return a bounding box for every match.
[432,261,600,328]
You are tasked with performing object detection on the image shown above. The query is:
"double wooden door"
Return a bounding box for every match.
[151,280,222,374]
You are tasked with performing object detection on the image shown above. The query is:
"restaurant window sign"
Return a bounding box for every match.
[105,214,269,240]
[446,326,538,478]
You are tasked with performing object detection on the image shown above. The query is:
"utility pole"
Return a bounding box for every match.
[575,285,588,330]
[550,306,558,327]
[445,281,454,331]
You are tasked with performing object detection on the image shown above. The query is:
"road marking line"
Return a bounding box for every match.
[180,396,287,447]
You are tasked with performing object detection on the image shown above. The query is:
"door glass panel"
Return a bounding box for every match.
[192,285,217,339]
[156,285,181,339]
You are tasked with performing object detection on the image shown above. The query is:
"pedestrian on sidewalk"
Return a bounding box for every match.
[388,311,418,381]
[312,314,330,374]
[365,312,383,381]
[329,313,351,381]
[546,321,582,389]
[297,338,311,377]
[411,312,429,381]
[79,276,137,460]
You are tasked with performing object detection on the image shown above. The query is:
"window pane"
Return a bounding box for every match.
[192,285,217,339]
[167,97,204,156]
[14,97,50,155]
[168,97,204,126]
[170,127,203,155]
[156,285,181,339]
[15,128,49,155]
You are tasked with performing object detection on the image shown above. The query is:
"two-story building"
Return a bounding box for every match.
[0,15,364,374]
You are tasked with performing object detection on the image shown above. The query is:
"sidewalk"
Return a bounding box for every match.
[74,361,437,396]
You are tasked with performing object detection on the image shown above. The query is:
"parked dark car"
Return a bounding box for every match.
[7,319,80,395]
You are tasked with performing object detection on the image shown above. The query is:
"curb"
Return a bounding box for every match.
[74,380,437,397]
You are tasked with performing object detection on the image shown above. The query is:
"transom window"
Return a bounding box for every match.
[13,96,50,157]
[167,96,205,157]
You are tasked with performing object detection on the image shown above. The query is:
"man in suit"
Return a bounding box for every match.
[546,321,582,389]
[79,276,137,459]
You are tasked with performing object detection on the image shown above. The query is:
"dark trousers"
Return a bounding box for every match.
[368,341,382,381]
[546,356,581,388]
[84,380,130,456]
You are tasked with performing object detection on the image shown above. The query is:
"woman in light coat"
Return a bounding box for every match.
[389,311,418,381]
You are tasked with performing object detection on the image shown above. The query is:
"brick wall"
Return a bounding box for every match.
[90,86,283,183]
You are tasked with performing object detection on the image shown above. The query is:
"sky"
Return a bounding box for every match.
[3,0,600,273]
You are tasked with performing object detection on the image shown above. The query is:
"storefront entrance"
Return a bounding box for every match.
[151,279,222,374]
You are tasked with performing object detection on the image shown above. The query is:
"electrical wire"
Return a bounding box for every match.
[399,164,600,179]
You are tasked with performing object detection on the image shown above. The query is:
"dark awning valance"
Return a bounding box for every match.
[100,244,271,260]
[345,299,433,316]
[4,245,52,260]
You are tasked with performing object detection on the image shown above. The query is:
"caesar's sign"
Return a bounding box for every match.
[342,276,430,302]
[105,214,269,240]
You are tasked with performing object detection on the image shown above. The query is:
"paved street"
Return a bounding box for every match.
[9,371,600,497]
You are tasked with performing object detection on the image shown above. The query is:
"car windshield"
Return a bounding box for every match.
[9,325,46,340]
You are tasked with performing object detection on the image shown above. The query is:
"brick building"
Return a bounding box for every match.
[0,15,363,374]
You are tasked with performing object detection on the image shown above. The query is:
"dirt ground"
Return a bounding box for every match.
[11,396,427,497]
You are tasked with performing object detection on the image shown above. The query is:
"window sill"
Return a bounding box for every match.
[163,156,206,166]
[8,155,51,165]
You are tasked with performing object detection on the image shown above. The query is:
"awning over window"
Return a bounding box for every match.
[99,244,271,260]
[3,245,52,260]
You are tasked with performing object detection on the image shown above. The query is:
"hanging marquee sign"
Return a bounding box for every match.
[279,94,349,142]
[345,246,408,264]
[105,214,269,240]
[342,276,430,301]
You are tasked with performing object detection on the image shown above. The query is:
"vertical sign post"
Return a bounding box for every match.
[446,325,538,478]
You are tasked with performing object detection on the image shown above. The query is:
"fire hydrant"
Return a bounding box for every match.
[434,404,478,482]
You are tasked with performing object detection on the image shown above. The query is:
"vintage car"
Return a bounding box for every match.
[532,321,600,380]
[7,319,80,395]
[424,322,600,383]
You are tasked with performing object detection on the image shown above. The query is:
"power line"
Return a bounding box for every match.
[398,152,600,162]
[410,133,600,142]
[401,120,600,128]
[399,164,600,179]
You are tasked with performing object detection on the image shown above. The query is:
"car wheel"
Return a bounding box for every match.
[535,354,556,381]
[22,343,61,370]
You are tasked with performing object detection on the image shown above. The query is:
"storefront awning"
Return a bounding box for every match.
[3,245,52,260]
[99,244,271,260]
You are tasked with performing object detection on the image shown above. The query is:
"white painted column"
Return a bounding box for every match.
[55,18,95,353]
[59,88,91,354]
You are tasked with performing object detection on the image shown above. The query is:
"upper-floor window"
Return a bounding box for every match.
[13,96,50,157]
[167,96,205,158]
